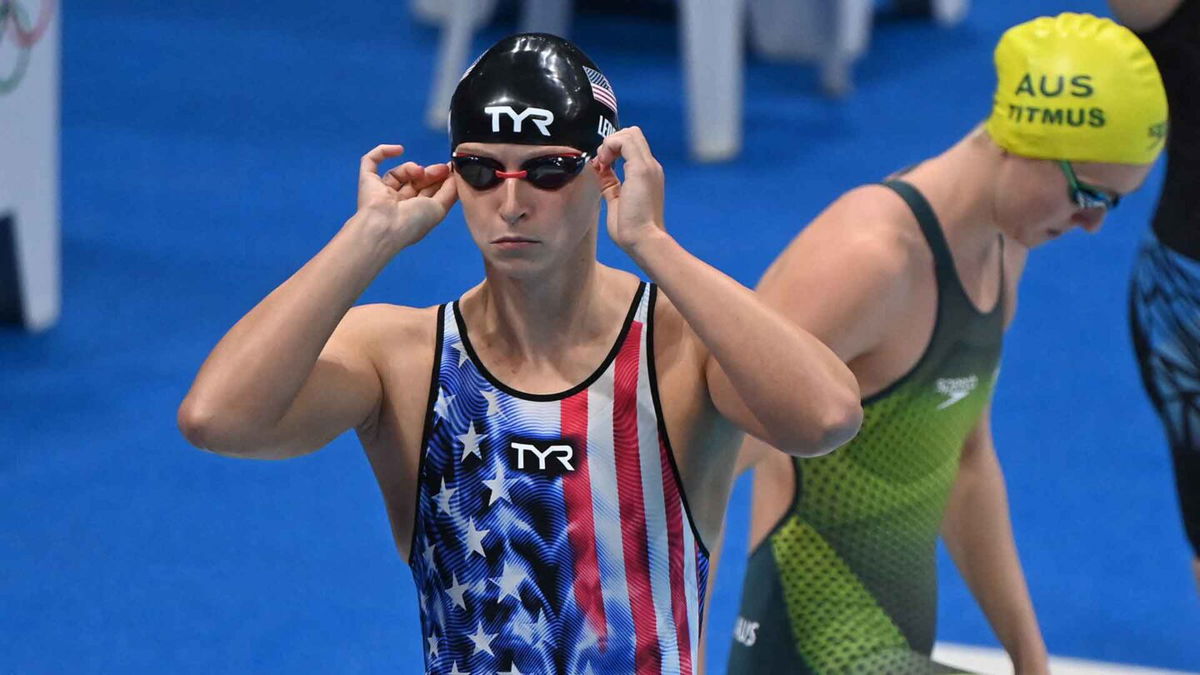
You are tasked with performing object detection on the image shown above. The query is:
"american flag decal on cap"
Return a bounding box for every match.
[584,66,618,114]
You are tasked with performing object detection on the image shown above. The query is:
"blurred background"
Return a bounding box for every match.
[2,0,1197,672]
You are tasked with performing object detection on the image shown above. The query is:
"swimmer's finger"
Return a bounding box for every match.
[360,144,405,177]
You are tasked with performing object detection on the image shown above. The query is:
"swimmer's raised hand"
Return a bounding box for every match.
[355,144,458,250]
[594,127,667,253]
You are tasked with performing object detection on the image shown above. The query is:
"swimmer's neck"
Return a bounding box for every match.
[461,257,629,362]
[900,126,1009,265]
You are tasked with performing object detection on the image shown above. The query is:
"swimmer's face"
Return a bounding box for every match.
[453,142,602,277]
[994,155,1152,247]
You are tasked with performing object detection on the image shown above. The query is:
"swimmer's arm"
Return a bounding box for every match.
[734,435,777,475]
[1107,0,1183,32]
[942,406,1049,675]
[179,146,454,458]
[596,127,860,455]
[177,227,394,459]
[639,235,862,456]
[699,192,914,457]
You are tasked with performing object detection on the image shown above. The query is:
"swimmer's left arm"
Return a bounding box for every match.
[942,406,1049,675]
[594,127,862,456]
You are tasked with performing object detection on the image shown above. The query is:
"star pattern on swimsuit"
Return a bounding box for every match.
[482,462,512,506]
[434,388,456,419]
[458,421,487,462]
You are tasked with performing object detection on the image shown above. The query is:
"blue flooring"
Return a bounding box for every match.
[2,1,1197,672]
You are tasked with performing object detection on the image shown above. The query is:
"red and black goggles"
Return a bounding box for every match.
[450,152,590,191]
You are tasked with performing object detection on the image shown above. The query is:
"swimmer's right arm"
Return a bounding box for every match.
[177,145,458,458]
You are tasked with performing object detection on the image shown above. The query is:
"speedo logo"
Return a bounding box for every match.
[485,105,554,136]
[509,438,575,475]
[935,375,978,410]
[733,616,759,647]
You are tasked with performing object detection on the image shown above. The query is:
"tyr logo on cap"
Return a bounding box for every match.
[484,105,555,136]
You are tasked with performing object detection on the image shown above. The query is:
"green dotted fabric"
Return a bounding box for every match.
[773,372,994,672]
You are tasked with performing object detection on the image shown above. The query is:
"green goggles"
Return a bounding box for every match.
[1059,160,1120,211]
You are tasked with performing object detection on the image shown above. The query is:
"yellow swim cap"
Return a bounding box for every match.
[986,12,1167,165]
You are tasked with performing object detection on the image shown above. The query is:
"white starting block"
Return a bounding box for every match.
[0,0,60,332]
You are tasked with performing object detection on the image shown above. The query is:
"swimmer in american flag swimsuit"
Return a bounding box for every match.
[179,33,862,674]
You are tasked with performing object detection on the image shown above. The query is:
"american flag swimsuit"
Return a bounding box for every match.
[410,282,709,675]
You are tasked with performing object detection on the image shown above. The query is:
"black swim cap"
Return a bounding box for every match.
[449,33,620,156]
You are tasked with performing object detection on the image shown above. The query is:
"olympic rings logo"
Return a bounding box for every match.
[0,0,55,95]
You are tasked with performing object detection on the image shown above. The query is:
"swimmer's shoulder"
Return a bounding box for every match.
[774,183,929,285]
[337,303,443,369]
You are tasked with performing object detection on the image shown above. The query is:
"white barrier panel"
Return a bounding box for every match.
[0,0,59,332]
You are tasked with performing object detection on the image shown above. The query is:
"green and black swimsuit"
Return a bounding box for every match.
[728,181,1005,674]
